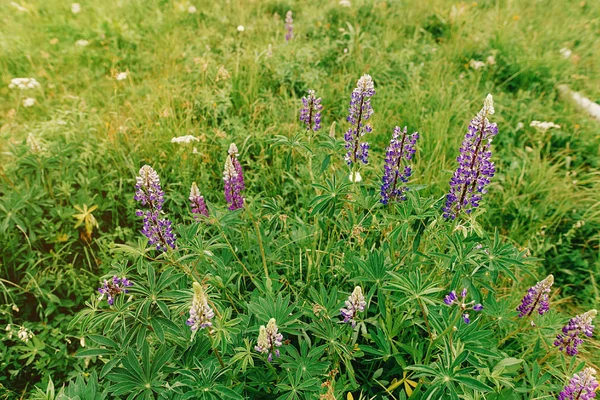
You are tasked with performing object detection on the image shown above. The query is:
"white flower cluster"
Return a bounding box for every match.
[171,135,199,144]
[6,324,34,343]
[9,78,40,90]
[530,120,561,131]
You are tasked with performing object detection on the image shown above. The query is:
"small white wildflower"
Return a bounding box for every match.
[349,171,362,183]
[486,55,496,65]
[171,135,199,144]
[339,0,351,6]
[71,3,81,14]
[343,48,349,53]
[80,337,86,347]
[22,97,35,107]
[17,326,34,343]
[9,78,40,90]
[560,48,572,59]
[12,304,19,312]
[192,147,199,154]
[469,59,486,70]
[188,5,196,13]
[116,72,128,81]
[530,120,561,131]
[516,122,524,130]
[237,25,245,32]
[76,39,89,47]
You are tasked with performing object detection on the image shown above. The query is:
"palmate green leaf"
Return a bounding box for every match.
[453,376,493,392]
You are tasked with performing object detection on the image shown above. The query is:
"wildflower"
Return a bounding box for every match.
[344,74,375,167]
[75,39,89,47]
[554,309,596,356]
[27,133,43,153]
[215,65,231,82]
[486,55,496,65]
[300,89,323,132]
[339,0,352,6]
[560,48,573,59]
[349,171,362,182]
[516,275,553,318]
[469,59,486,70]
[255,318,284,362]
[530,120,561,131]
[8,78,40,90]
[98,276,133,306]
[17,326,34,343]
[71,3,80,13]
[340,286,366,328]
[558,367,598,400]
[171,135,199,144]
[187,282,215,334]
[188,5,197,13]
[237,25,244,32]
[116,72,128,81]
[189,182,209,218]
[380,126,419,204]
[444,288,483,324]
[443,94,498,219]
[22,97,35,107]
[134,165,177,251]
[285,11,293,41]
[223,143,245,210]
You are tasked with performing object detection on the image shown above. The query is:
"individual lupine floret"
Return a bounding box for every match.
[443,94,498,219]
[189,182,209,218]
[134,165,176,251]
[98,276,133,306]
[186,282,215,335]
[340,286,366,328]
[223,143,245,210]
[516,274,554,318]
[558,367,598,400]
[554,309,596,356]
[300,89,323,132]
[444,288,483,324]
[255,318,284,362]
[285,10,293,41]
[344,74,375,168]
[380,126,419,204]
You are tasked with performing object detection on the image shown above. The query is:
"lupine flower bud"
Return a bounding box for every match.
[443,94,498,219]
[558,368,598,400]
[554,310,596,356]
[187,282,215,334]
[285,11,293,41]
[223,143,245,210]
[300,89,323,132]
[340,286,366,328]
[344,74,375,167]
[98,276,133,306]
[189,182,209,218]
[444,288,483,324]
[380,126,419,204]
[255,318,284,362]
[516,274,553,318]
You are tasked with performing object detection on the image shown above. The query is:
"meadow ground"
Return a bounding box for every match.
[1,0,599,398]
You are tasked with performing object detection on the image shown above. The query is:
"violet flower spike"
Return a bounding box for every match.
[516,274,553,318]
[186,282,215,336]
[443,288,483,324]
[443,94,498,219]
[381,126,419,204]
[300,89,323,132]
[189,182,209,218]
[558,367,598,400]
[255,318,284,362]
[344,74,375,168]
[554,309,596,356]
[98,276,133,306]
[223,143,245,210]
[340,286,366,328]
[285,11,293,41]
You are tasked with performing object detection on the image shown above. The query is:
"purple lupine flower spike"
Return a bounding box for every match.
[443,94,498,219]
[223,143,245,210]
[340,286,366,328]
[380,126,419,204]
[516,274,553,318]
[285,11,293,41]
[187,282,215,336]
[558,367,598,400]
[444,288,483,324]
[255,318,284,362]
[300,90,323,132]
[554,310,596,356]
[344,74,375,170]
[98,275,133,306]
[135,165,176,251]
[189,182,209,218]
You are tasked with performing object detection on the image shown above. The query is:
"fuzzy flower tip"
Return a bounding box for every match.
[223,143,245,210]
[98,276,133,306]
[516,274,553,318]
[344,74,375,166]
[558,368,598,400]
[186,282,215,333]
[554,310,596,356]
[444,288,483,324]
[443,94,498,219]
[189,182,209,218]
[300,89,323,132]
[134,165,176,251]
[285,11,293,41]
[340,286,366,328]
[380,126,419,204]
[255,318,284,362]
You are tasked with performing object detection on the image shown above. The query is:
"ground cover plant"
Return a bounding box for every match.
[1,0,599,398]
